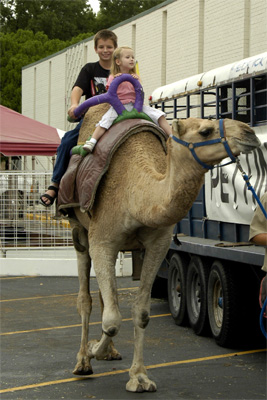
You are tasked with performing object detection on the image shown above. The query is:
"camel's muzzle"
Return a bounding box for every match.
[234,135,261,153]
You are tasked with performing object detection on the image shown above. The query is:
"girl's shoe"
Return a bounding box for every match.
[83,141,96,152]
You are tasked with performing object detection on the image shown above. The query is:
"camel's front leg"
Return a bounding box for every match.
[87,245,122,362]
[126,285,157,392]
[71,225,93,376]
[126,228,173,392]
[97,291,122,361]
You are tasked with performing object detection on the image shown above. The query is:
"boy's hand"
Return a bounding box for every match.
[68,104,79,120]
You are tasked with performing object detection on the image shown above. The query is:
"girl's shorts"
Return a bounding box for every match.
[97,102,166,130]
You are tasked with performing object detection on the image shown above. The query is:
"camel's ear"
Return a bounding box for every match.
[172,119,185,137]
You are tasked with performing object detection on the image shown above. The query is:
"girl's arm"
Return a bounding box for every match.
[106,74,114,90]
[133,74,141,82]
[113,73,140,81]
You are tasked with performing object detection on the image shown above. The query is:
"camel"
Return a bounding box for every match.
[64,104,260,393]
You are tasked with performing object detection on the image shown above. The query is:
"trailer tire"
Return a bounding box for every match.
[186,256,210,335]
[207,261,238,347]
[168,253,188,326]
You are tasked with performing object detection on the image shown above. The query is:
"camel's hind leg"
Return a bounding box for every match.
[71,224,93,375]
[126,228,173,392]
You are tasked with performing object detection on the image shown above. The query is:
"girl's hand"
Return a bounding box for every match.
[114,73,122,78]
[131,74,139,79]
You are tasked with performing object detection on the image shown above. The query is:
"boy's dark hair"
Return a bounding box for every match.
[94,29,118,49]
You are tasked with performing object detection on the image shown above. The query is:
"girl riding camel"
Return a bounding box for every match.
[83,46,172,152]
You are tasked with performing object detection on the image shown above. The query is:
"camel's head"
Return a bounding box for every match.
[171,118,261,168]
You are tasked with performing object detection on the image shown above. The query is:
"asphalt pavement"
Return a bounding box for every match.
[1,275,266,400]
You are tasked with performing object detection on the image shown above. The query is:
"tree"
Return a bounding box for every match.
[95,0,165,30]
[0,0,96,40]
[0,0,166,112]
[0,29,94,112]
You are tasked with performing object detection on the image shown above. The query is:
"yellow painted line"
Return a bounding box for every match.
[0,286,138,303]
[0,293,78,302]
[0,276,38,280]
[0,349,265,394]
[0,314,170,336]
[145,348,267,370]
[1,321,98,335]
[150,313,170,319]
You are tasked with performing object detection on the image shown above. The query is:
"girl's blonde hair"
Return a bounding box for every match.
[110,46,137,75]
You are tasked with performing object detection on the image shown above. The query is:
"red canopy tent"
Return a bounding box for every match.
[0,105,62,156]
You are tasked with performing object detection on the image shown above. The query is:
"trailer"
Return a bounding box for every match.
[149,53,267,347]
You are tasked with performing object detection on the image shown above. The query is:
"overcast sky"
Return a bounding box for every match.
[89,0,100,14]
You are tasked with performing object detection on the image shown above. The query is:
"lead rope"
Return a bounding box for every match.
[236,157,267,219]
[260,298,267,339]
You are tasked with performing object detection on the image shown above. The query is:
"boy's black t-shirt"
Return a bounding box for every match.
[73,61,110,99]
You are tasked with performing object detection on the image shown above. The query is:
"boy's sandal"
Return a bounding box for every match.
[39,185,59,207]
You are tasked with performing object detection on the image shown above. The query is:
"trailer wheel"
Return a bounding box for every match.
[186,256,210,335]
[168,253,188,326]
[207,261,238,347]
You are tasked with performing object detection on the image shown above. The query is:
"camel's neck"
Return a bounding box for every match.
[145,138,205,227]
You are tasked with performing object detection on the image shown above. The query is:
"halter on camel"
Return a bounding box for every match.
[171,119,267,219]
[171,118,236,170]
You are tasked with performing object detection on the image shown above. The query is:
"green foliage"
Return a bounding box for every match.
[0,0,96,40]
[0,29,94,112]
[95,0,165,30]
[0,0,166,112]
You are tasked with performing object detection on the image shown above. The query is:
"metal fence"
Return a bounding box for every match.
[0,171,73,256]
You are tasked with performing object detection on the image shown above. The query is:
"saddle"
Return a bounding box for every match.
[57,119,168,215]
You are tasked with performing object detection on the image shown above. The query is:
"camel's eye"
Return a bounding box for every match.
[199,128,213,137]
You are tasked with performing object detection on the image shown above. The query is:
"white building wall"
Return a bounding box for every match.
[22,0,267,131]
[204,0,248,70]
[22,68,35,119]
[50,53,66,130]
[133,10,164,97]
[250,0,267,55]
[35,62,50,124]
[167,0,205,81]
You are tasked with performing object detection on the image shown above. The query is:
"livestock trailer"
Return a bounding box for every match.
[149,52,267,347]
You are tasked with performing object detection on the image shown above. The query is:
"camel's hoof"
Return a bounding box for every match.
[73,359,93,376]
[126,375,157,393]
[95,346,122,361]
[87,339,99,358]
[73,367,93,376]
[104,351,122,361]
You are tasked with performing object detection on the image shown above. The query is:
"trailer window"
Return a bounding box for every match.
[151,73,267,127]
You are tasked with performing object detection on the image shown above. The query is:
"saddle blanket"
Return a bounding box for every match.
[57,119,168,215]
